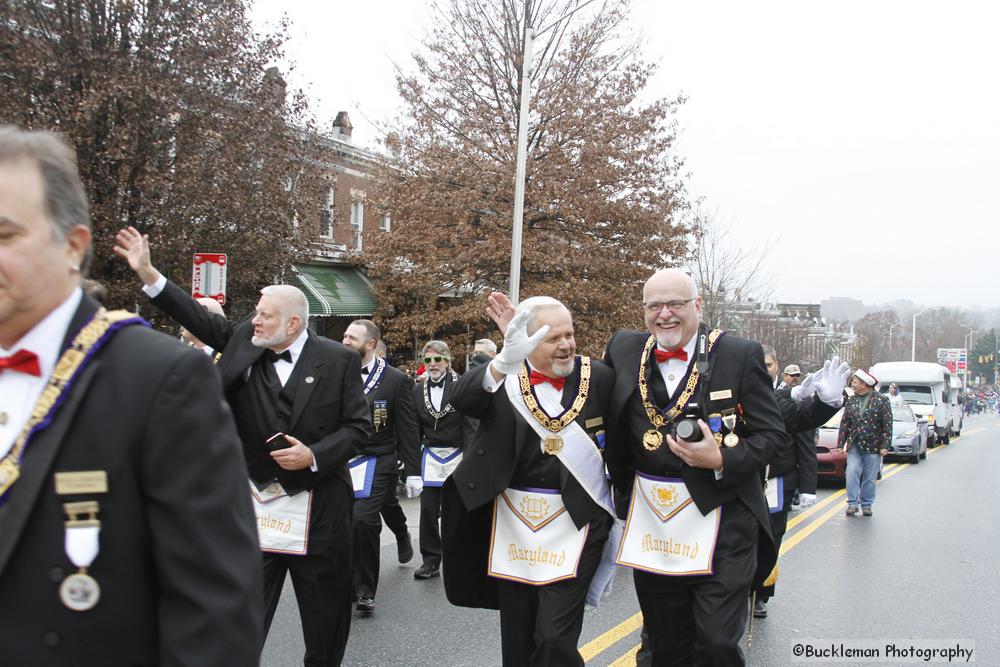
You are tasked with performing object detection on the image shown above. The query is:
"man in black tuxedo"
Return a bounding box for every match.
[412,339,475,579]
[604,268,785,667]
[114,227,371,666]
[442,296,618,666]
[752,349,850,619]
[341,319,418,614]
[0,127,261,665]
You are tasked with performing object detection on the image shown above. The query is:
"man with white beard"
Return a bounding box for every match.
[441,296,619,666]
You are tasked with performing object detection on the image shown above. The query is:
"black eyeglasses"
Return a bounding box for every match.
[643,298,695,314]
[423,355,445,363]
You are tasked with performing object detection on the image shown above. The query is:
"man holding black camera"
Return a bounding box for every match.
[604,268,785,666]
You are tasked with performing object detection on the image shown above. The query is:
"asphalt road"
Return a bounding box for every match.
[262,413,1000,666]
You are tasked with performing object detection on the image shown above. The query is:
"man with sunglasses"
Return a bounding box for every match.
[603,268,785,667]
[412,341,475,580]
[341,319,419,615]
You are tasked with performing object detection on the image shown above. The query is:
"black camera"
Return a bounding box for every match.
[672,402,704,442]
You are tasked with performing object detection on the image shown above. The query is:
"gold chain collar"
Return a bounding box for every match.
[638,331,723,429]
[0,309,142,499]
[516,357,591,433]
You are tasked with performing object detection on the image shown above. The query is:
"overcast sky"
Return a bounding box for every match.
[252,0,998,309]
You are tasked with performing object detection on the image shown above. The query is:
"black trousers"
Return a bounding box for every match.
[634,499,758,667]
[261,483,353,667]
[352,471,397,599]
[495,514,611,667]
[756,483,795,602]
[380,476,408,538]
[419,485,444,567]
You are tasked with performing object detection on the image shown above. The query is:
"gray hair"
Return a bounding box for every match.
[474,338,497,355]
[421,340,451,359]
[260,285,308,333]
[514,296,570,335]
[761,344,777,361]
[0,126,92,272]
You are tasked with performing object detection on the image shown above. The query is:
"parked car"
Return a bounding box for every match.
[885,404,929,464]
[815,408,883,482]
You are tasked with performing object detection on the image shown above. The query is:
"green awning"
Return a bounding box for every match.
[293,264,376,317]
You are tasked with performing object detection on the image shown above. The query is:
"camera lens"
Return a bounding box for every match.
[676,419,701,441]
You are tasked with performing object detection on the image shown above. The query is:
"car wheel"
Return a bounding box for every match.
[941,428,950,445]
[910,450,920,464]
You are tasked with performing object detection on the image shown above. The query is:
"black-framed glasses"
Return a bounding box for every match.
[643,298,695,314]
[423,355,445,363]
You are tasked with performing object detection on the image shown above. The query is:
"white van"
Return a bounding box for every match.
[869,362,960,445]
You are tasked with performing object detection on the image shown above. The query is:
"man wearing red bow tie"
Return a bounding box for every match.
[0,126,261,665]
[603,268,785,667]
[441,296,618,666]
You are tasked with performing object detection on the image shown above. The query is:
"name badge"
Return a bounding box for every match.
[585,417,603,429]
[709,389,733,401]
[55,471,108,495]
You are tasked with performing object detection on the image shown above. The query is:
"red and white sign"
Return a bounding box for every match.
[192,253,227,305]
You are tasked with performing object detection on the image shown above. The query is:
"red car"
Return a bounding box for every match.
[814,409,882,482]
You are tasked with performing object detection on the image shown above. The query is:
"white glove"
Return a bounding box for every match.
[790,372,817,402]
[492,308,550,375]
[799,493,817,508]
[404,475,423,499]
[815,355,851,406]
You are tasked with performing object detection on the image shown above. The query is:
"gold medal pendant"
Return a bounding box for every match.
[724,433,740,447]
[543,435,564,455]
[642,429,664,451]
[60,571,101,611]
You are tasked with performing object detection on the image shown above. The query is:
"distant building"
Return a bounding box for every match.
[821,296,868,323]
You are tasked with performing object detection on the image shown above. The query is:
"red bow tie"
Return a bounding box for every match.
[654,348,688,363]
[0,349,41,377]
[528,371,566,391]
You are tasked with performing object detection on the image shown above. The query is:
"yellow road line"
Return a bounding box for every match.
[579,612,642,661]
[587,460,921,664]
[607,643,641,667]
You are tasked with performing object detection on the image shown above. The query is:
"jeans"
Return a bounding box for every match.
[845,446,880,508]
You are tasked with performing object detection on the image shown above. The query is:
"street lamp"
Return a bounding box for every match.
[911,308,928,362]
[508,0,599,304]
[888,322,903,358]
[964,328,977,391]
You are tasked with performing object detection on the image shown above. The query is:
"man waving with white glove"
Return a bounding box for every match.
[440,294,619,666]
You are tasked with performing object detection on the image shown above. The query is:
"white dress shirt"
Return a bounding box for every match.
[483,361,565,417]
[427,376,446,411]
[657,334,700,397]
[1,289,82,458]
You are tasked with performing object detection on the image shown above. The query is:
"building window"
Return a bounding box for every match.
[320,187,334,239]
[380,214,391,232]
[350,200,364,251]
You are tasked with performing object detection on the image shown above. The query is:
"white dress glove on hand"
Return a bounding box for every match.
[815,355,850,406]
[405,476,423,499]
[798,493,817,508]
[492,308,551,375]
[790,372,817,402]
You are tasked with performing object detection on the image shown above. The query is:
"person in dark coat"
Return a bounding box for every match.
[442,296,618,666]
[0,126,262,665]
[341,319,419,614]
[603,268,785,667]
[115,227,371,667]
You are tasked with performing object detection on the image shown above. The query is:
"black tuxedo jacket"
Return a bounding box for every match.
[360,362,419,476]
[150,280,371,497]
[770,386,839,490]
[441,358,613,609]
[603,328,786,586]
[0,294,262,665]
[412,372,477,450]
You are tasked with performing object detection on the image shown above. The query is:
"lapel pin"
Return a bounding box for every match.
[305,376,314,384]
